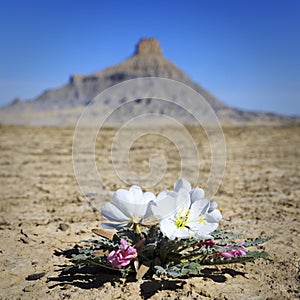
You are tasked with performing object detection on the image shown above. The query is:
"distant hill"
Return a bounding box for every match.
[0,38,296,126]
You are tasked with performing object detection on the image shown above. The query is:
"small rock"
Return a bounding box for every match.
[26,272,46,281]
[58,223,70,231]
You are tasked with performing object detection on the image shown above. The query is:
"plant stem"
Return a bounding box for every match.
[133,223,142,234]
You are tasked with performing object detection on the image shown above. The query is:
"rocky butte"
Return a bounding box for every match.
[0,38,295,126]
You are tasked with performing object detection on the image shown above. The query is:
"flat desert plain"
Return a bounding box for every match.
[0,125,299,299]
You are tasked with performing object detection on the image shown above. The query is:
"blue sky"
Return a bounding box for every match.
[0,0,299,116]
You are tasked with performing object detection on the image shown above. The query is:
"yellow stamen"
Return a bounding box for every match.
[175,207,191,229]
[199,212,207,224]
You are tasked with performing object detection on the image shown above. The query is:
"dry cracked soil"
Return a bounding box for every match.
[0,124,299,299]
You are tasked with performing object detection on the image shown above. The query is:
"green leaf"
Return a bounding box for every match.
[154,265,167,275]
[188,262,202,275]
[211,230,242,240]
[116,228,142,244]
[246,250,269,259]
[244,237,273,247]
[167,267,181,278]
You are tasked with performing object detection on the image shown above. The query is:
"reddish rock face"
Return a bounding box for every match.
[135,38,162,55]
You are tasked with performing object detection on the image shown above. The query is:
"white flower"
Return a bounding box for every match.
[151,178,194,240]
[189,197,222,240]
[151,178,191,220]
[157,188,194,240]
[152,178,222,240]
[187,185,222,239]
[101,185,156,230]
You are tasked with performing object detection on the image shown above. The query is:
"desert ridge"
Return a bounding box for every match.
[0,38,297,126]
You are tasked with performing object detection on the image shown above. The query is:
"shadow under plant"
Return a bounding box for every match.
[48,245,248,299]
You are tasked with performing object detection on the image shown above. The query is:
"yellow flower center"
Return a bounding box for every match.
[175,207,191,229]
[199,212,207,224]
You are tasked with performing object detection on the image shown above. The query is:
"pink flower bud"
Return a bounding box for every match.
[107,239,137,268]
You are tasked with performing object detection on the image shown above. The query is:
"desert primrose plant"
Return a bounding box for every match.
[66,179,270,279]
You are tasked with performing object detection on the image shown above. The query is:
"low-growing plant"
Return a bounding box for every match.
[65,179,271,280]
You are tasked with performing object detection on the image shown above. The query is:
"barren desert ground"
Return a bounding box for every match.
[0,125,299,299]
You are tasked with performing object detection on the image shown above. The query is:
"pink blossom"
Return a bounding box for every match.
[107,239,137,268]
[219,242,247,259]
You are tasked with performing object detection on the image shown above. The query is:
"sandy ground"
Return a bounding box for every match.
[0,125,299,299]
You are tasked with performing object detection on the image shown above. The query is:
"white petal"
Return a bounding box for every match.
[113,189,132,215]
[101,222,127,230]
[129,185,143,202]
[143,192,156,219]
[157,189,168,201]
[160,218,191,240]
[113,188,132,203]
[101,202,129,222]
[111,187,154,221]
[113,189,140,218]
[143,192,156,202]
[160,218,176,239]
[135,192,156,219]
[193,233,213,240]
[174,178,191,193]
[206,209,222,222]
[191,221,218,235]
[190,187,205,203]
[190,198,210,220]
[152,188,190,220]
[143,201,156,219]
[151,191,177,219]
[157,190,175,201]
[208,200,218,212]
[176,188,191,211]
[132,202,150,219]
[174,227,193,239]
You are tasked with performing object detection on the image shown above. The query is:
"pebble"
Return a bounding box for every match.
[26,272,46,281]
[58,223,70,231]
